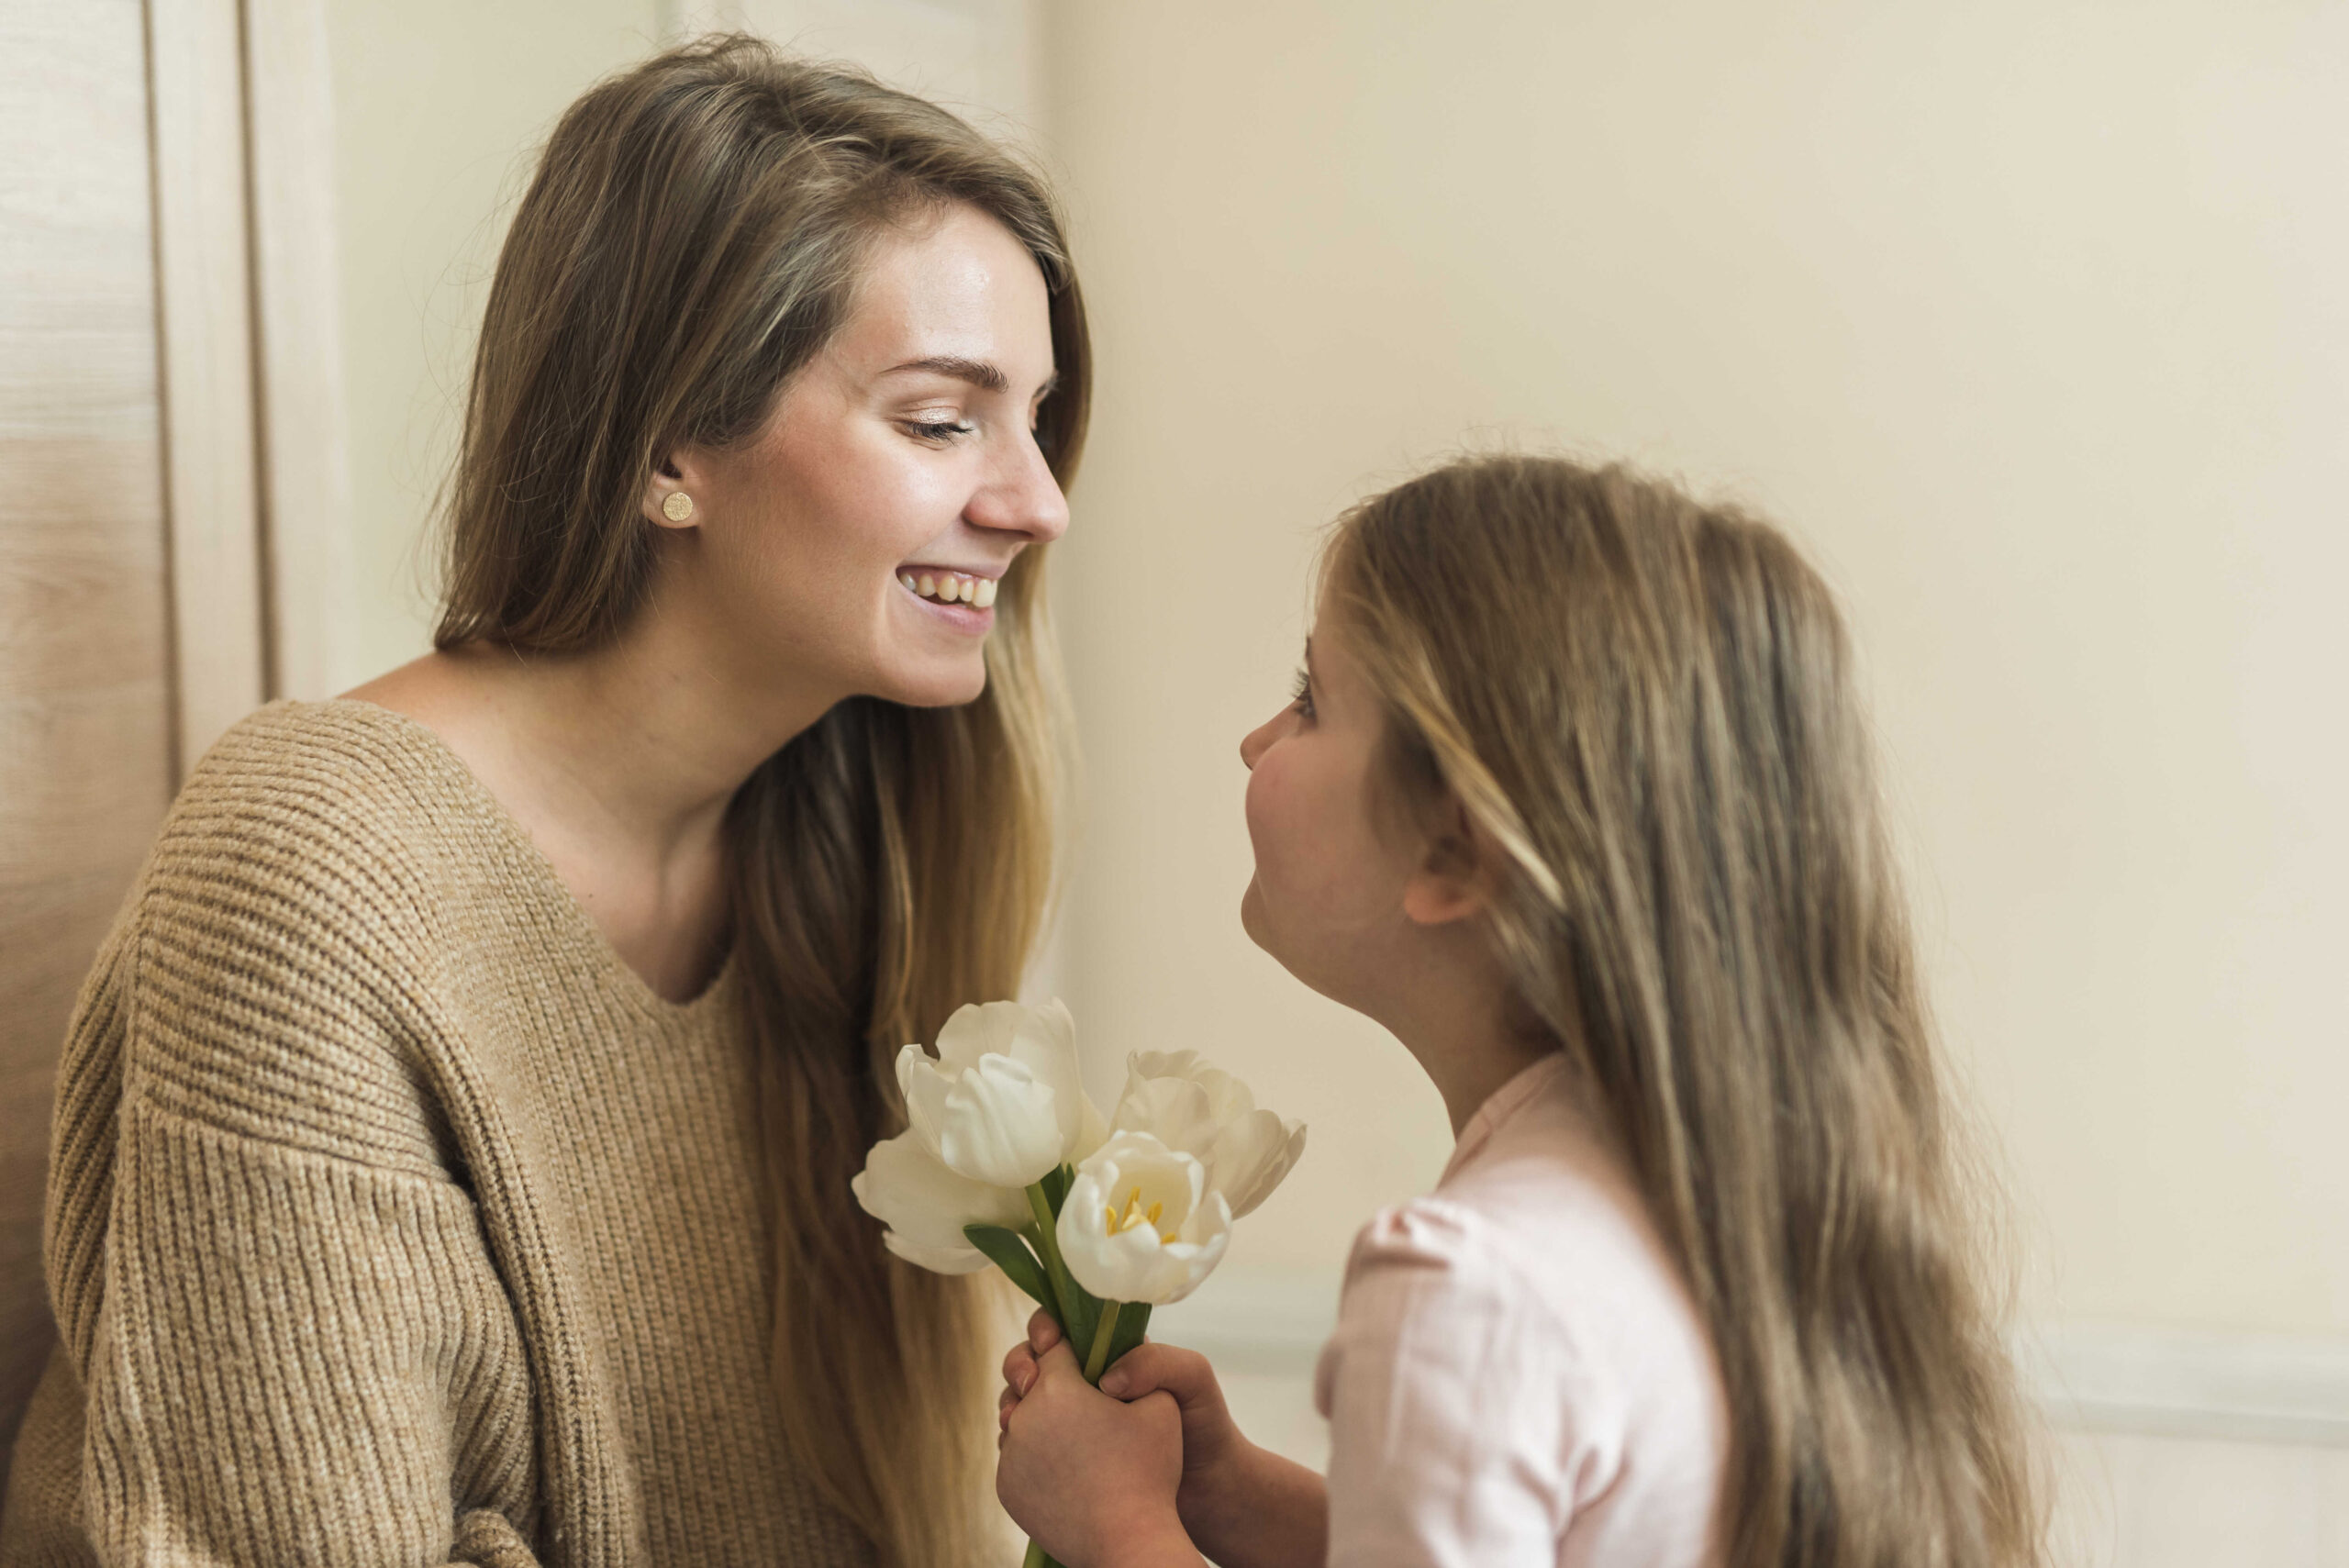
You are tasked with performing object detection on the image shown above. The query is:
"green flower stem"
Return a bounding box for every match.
[1021,1542,1054,1568]
[1024,1182,1083,1333]
[1082,1300,1124,1385]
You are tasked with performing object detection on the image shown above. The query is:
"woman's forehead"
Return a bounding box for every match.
[831,206,1053,385]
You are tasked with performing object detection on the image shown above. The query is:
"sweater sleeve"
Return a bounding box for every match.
[30,768,545,1567]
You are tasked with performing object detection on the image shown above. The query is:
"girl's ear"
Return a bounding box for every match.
[642,448,705,530]
[1401,797,1491,929]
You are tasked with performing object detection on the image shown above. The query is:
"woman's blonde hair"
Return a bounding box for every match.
[435,37,1085,1565]
[1323,455,2043,1568]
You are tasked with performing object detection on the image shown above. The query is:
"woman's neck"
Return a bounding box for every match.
[345,598,841,1001]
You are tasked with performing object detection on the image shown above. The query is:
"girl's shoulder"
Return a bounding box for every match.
[1315,1098,1729,1563]
[1328,1069,1729,1451]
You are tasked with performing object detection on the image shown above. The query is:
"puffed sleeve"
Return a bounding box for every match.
[1312,1200,1620,1568]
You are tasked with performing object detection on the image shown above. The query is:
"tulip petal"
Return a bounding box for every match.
[1133,1050,1254,1124]
[937,1052,1064,1187]
[1056,1132,1231,1306]
[852,1128,1030,1274]
[880,1229,996,1274]
[914,999,1103,1181]
[1110,1070,1219,1165]
[936,1000,1023,1073]
[1007,997,1093,1158]
[897,1043,954,1163]
[1115,1051,1306,1219]
[1208,1109,1308,1219]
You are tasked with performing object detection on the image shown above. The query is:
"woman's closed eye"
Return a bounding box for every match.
[900,417,976,443]
[1290,667,1316,720]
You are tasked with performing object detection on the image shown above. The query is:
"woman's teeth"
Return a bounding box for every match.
[899,571,997,608]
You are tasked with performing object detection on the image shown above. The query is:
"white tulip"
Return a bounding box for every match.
[898,998,1101,1189]
[1110,1050,1307,1220]
[851,1129,1031,1274]
[1056,1131,1232,1306]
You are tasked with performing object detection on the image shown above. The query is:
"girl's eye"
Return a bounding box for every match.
[904,418,975,443]
[1290,668,1316,719]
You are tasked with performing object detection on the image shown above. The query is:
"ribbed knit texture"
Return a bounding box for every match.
[0,700,871,1567]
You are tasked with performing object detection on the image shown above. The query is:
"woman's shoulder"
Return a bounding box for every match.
[176,696,473,836]
[50,701,494,1187]
[153,698,509,927]
[127,698,515,1053]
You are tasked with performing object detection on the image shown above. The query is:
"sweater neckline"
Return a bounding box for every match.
[311,697,740,1026]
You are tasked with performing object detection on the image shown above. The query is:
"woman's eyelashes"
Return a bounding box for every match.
[1290,668,1316,720]
[901,417,977,444]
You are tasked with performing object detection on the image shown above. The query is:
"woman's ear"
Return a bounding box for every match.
[642,450,704,530]
[1400,797,1490,929]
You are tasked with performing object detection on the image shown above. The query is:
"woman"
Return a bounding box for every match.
[2,36,1085,1568]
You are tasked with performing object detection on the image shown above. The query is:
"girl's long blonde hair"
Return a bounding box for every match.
[1325,456,2043,1568]
[434,37,1085,1565]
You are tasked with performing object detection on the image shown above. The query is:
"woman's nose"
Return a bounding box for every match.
[968,430,1069,543]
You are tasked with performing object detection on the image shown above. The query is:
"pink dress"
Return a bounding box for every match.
[1312,1054,1729,1566]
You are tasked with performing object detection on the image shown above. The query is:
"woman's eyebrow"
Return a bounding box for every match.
[879,356,1061,402]
[879,355,1008,392]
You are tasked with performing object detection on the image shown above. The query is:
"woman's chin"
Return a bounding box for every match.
[871,660,988,710]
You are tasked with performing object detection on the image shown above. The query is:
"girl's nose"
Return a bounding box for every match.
[1240,716,1277,771]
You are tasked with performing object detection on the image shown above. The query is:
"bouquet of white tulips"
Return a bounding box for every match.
[852,999,1305,1568]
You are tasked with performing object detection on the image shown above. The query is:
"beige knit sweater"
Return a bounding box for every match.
[1,700,870,1566]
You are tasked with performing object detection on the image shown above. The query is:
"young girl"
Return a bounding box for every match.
[994,456,2043,1567]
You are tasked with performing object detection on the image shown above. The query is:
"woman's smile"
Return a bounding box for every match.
[897,564,1002,631]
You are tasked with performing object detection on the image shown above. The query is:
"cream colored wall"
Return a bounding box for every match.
[325,0,670,685]
[678,0,1043,136]
[1040,1,2349,1339]
[323,0,2348,1338]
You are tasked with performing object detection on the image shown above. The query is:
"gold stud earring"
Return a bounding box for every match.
[662,491,695,522]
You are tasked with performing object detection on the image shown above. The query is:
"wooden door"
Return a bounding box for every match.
[0,0,342,1485]
[0,0,181,1478]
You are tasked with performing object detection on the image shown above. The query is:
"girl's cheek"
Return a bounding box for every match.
[1241,754,1288,873]
[1243,751,1323,895]
[1245,750,1352,914]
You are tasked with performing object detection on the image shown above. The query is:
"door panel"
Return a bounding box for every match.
[0,0,178,1480]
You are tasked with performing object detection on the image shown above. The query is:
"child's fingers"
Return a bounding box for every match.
[1030,1336,1083,1387]
[1001,1340,1038,1396]
[1097,1342,1217,1406]
[1026,1308,1062,1354]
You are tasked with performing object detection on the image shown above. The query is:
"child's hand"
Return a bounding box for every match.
[1000,1312,1257,1556]
[995,1329,1195,1566]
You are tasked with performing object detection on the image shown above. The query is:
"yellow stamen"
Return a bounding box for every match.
[1105,1185,1174,1242]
